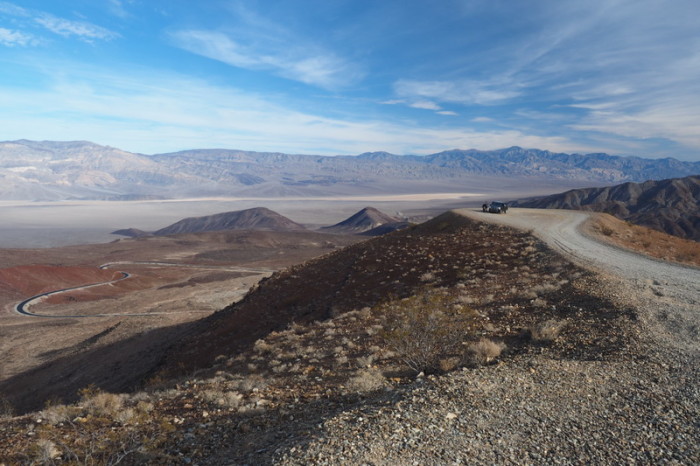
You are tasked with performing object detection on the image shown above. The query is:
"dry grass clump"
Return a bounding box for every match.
[201,389,244,409]
[30,438,61,463]
[344,368,386,394]
[26,387,169,465]
[82,391,124,417]
[528,319,566,342]
[469,338,506,365]
[41,403,78,425]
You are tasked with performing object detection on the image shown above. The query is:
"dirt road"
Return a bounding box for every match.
[456,208,700,354]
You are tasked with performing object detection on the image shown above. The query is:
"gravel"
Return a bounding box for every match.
[265,209,700,465]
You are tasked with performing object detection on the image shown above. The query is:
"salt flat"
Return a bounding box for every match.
[0,195,479,248]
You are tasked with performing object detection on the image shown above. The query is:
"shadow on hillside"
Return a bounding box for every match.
[0,317,204,415]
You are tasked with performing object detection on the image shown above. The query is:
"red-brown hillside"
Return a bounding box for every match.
[0,265,120,297]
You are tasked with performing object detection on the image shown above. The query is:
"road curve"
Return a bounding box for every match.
[14,272,131,318]
[15,262,273,318]
[456,208,700,354]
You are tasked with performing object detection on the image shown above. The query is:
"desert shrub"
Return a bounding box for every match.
[83,392,124,417]
[528,319,566,342]
[202,389,243,409]
[42,403,77,425]
[600,225,614,236]
[438,356,462,372]
[380,290,476,373]
[469,338,505,365]
[30,439,61,464]
[345,368,386,394]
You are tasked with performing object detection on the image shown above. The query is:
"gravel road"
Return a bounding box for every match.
[456,208,700,356]
[271,208,700,465]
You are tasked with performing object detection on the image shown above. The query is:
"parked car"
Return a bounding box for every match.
[482,201,508,214]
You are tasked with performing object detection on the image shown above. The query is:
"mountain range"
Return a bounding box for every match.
[512,175,700,241]
[1,140,699,201]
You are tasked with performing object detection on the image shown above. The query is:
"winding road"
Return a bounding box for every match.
[14,272,131,318]
[456,208,700,353]
[14,261,272,318]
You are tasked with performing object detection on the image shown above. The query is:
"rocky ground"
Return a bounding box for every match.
[0,211,698,465]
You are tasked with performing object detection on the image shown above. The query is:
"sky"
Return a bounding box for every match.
[0,0,699,160]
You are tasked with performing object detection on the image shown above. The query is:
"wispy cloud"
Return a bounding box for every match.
[0,1,28,17]
[170,28,360,90]
[0,61,582,156]
[35,14,119,42]
[394,79,521,106]
[169,2,363,90]
[0,1,118,43]
[409,100,441,111]
[0,27,38,46]
[107,0,132,19]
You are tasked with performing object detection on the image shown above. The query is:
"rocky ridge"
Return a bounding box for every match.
[512,175,700,240]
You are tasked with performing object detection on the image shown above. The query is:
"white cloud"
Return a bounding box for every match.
[380,99,405,105]
[0,1,28,17]
[437,111,458,116]
[108,0,132,19]
[394,79,521,106]
[35,14,119,42]
[0,27,37,46]
[171,29,361,90]
[410,100,441,111]
[0,62,583,156]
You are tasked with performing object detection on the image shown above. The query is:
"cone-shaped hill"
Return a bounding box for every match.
[153,207,306,236]
[320,206,401,234]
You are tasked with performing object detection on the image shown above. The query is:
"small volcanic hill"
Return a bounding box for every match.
[111,227,151,238]
[320,206,401,234]
[513,175,700,241]
[153,207,306,236]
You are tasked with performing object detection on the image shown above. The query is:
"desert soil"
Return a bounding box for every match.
[270,208,700,464]
[0,208,698,464]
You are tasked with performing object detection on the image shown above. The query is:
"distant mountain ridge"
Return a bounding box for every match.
[512,175,700,241]
[1,140,699,201]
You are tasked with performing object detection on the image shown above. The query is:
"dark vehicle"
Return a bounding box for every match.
[482,201,508,214]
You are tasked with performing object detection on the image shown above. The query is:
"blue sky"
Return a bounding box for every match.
[0,0,699,160]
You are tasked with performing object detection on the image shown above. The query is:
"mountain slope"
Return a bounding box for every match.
[153,207,306,236]
[2,140,700,200]
[512,175,700,241]
[320,207,400,234]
